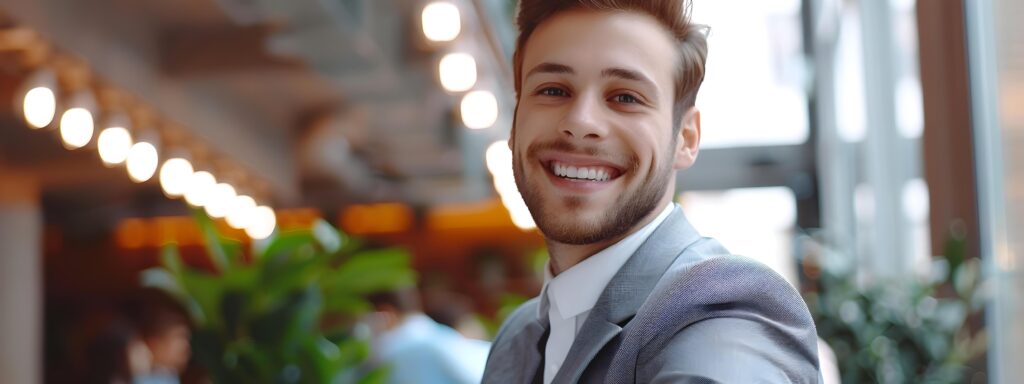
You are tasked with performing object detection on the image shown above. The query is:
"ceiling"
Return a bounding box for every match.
[0,0,518,233]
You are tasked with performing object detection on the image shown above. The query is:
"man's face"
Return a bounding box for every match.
[145,323,191,372]
[513,9,688,245]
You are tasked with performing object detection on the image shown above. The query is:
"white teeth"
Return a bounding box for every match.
[550,162,614,181]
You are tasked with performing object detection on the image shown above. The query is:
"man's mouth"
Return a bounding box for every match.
[529,144,630,190]
[549,161,617,181]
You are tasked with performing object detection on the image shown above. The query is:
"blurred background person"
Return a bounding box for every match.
[85,318,152,384]
[367,287,490,384]
[123,289,192,384]
[423,289,490,341]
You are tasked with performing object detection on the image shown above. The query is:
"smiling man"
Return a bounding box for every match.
[481,1,821,383]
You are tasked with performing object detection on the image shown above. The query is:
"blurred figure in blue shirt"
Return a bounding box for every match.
[367,288,490,384]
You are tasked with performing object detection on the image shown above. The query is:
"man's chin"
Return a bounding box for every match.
[534,212,610,245]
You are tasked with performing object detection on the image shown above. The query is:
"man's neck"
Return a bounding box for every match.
[546,200,671,276]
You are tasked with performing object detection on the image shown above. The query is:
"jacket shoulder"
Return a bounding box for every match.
[657,254,814,332]
[611,255,821,382]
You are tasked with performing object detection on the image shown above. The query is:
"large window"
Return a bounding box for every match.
[692,1,808,148]
[966,0,1024,380]
[680,187,799,285]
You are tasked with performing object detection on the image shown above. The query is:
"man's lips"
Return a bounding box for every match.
[534,152,627,193]
[537,152,627,179]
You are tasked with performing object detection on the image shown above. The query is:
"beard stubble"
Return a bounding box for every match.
[513,138,672,245]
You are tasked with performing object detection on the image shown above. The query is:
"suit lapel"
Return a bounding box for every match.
[551,207,703,383]
[485,300,549,384]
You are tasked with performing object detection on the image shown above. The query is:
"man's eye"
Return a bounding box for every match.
[538,87,568,97]
[611,94,640,104]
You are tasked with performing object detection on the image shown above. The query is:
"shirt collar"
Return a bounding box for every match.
[539,203,676,320]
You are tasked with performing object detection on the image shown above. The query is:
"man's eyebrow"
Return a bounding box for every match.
[602,67,658,90]
[525,62,575,78]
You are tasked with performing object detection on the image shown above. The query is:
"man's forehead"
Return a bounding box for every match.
[521,9,678,82]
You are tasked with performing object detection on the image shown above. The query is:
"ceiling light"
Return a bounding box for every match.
[461,90,498,129]
[159,157,194,197]
[184,171,217,207]
[20,69,58,129]
[126,142,159,182]
[23,87,56,129]
[58,91,98,149]
[97,127,133,165]
[245,205,277,240]
[422,2,461,42]
[226,195,256,230]
[204,183,237,219]
[439,53,477,92]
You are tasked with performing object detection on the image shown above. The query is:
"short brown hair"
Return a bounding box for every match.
[512,0,709,129]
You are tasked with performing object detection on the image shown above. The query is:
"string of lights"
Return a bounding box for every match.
[11,30,279,240]
[421,0,533,230]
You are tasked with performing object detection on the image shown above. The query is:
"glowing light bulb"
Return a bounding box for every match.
[98,127,133,165]
[422,2,461,42]
[226,195,257,230]
[159,158,194,197]
[439,53,477,92]
[184,171,216,207]
[23,87,56,129]
[485,140,512,176]
[461,90,498,129]
[59,107,94,149]
[245,205,277,240]
[204,183,237,219]
[126,142,159,182]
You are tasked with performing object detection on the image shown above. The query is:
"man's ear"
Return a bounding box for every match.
[674,107,701,170]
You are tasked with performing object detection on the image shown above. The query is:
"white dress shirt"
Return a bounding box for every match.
[540,203,675,384]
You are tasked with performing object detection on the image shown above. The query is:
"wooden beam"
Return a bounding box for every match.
[917,0,981,258]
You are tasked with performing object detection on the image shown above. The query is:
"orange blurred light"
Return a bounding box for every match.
[425,198,523,231]
[115,218,149,249]
[339,203,414,235]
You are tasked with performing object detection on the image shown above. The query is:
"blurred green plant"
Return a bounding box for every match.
[141,210,416,384]
[802,225,987,383]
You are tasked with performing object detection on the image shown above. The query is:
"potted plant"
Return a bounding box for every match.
[802,226,987,383]
[142,211,416,383]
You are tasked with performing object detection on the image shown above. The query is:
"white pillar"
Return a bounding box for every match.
[965,0,1024,381]
[0,169,42,384]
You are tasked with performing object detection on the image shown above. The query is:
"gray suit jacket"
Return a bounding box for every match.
[482,207,820,383]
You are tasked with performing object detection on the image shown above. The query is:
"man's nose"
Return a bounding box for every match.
[560,95,608,140]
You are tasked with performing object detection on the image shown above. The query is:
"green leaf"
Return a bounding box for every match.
[259,230,320,264]
[222,264,260,290]
[140,268,207,324]
[250,286,323,352]
[221,290,250,339]
[229,339,274,381]
[258,251,328,307]
[179,269,225,330]
[160,245,184,275]
[312,219,346,254]
[358,366,391,384]
[192,209,230,271]
[323,294,371,316]
[324,249,416,294]
[335,336,371,367]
